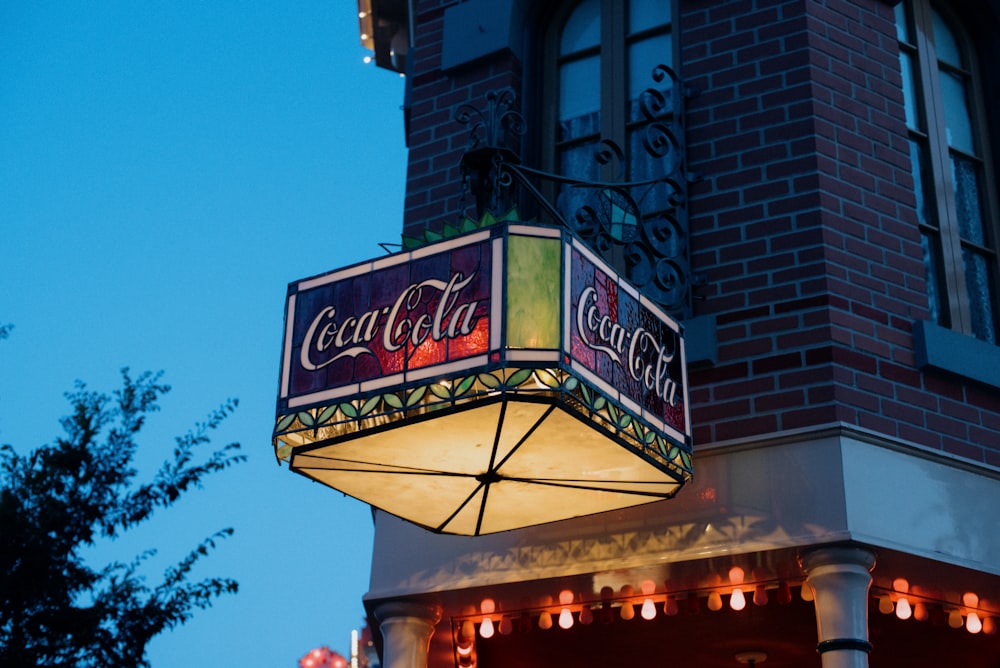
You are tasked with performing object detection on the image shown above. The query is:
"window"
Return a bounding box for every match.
[896,1,1000,344]
[544,0,676,234]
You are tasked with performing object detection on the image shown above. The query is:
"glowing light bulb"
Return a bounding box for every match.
[800,584,814,601]
[753,584,768,606]
[967,612,982,634]
[620,601,635,620]
[362,55,373,64]
[480,617,494,638]
[982,617,996,635]
[963,592,979,607]
[730,588,746,611]
[481,598,496,614]
[948,610,964,629]
[895,597,912,620]
[559,590,574,605]
[641,597,657,620]
[663,595,679,616]
[461,620,476,640]
[579,606,594,625]
[913,602,929,621]
[498,616,513,635]
[707,592,723,611]
[558,607,574,629]
[893,578,909,593]
[538,611,553,630]
[879,596,895,615]
[728,567,744,585]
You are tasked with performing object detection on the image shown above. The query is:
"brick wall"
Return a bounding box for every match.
[402,0,522,237]
[682,0,1000,462]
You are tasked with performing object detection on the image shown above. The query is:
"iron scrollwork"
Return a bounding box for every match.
[455,65,696,319]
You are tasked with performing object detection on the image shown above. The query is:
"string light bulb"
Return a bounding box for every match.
[948,610,964,629]
[707,591,723,611]
[776,582,792,605]
[800,584,814,601]
[479,617,494,638]
[538,611,553,630]
[728,567,746,611]
[966,612,982,634]
[558,590,574,629]
[879,596,895,615]
[982,617,996,635]
[498,616,513,635]
[579,605,594,625]
[620,585,635,620]
[753,584,769,606]
[895,597,912,620]
[663,595,679,616]
[913,601,929,622]
[641,580,657,620]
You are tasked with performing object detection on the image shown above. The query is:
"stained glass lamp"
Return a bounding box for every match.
[273,221,692,535]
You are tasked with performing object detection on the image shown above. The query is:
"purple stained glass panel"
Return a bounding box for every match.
[567,242,686,437]
[282,237,493,406]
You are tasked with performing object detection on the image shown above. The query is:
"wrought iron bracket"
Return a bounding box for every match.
[454,66,697,319]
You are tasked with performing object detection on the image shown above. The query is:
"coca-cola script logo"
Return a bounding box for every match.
[575,286,681,407]
[299,271,483,372]
[299,272,479,371]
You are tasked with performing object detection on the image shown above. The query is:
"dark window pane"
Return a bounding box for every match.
[629,0,671,34]
[963,248,997,344]
[932,7,963,68]
[899,51,919,131]
[560,0,600,54]
[951,154,986,245]
[939,69,974,154]
[921,232,947,327]
[909,140,933,228]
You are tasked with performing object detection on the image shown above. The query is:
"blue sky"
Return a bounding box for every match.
[1,2,407,665]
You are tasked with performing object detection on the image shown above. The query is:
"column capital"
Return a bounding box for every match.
[374,600,443,626]
[800,544,876,574]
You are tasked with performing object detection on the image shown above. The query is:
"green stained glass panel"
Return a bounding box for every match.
[506,235,562,349]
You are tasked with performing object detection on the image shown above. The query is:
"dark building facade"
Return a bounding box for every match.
[344,1,1000,666]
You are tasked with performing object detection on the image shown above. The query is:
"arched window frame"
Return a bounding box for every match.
[897,0,1000,344]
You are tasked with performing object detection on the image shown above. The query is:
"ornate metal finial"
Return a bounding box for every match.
[455,88,526,219]
[453,67,697,319]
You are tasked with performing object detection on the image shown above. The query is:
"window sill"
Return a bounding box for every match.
[913,320,1000,390]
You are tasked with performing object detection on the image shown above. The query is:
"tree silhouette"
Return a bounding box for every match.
[0,366,245,667]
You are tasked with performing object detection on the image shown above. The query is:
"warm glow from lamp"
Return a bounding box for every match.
[753,584,768,606]
[948,610,964,628]
[895,597,912,620]
[800,584,814,601]
[963,592,979,607]
[730,588,746,611]
[967,612,982,634]
[579,606,594,625]
[498,616,513,635]
[707,592,723,611]
[620,601,635,620]
[913,601,929,621]
[878,596,895,615]
[479,617,494,638]
[481,598,496,614]
[664,595,679,616]
[461,620,476,640]
[538,611,553,630]
[893,578,909,593]
[456,643,473,658]
[983,617,996,635]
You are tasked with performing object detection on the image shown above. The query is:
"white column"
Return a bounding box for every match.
[374,601,442,668]
[801,545,877,668]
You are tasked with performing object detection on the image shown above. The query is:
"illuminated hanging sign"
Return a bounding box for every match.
[275,224,691,536]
